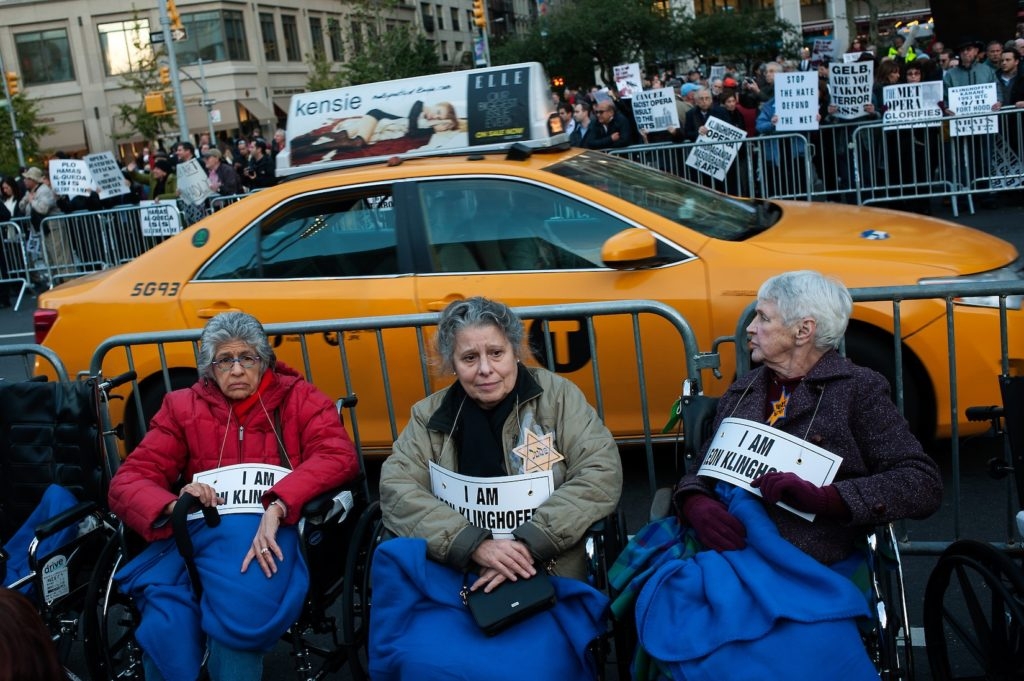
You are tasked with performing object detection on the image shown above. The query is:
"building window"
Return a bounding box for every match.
[310,17,325,56]
[327,18,344,61]
[441,40,448,62]
[99,19,151,77]
[175,10,249,64]
[436,4,445,30]
[261,13,280,61]
[15,28,75,85]
[350,21,363,54]
[282,15,301,61]
[450,7,461,31]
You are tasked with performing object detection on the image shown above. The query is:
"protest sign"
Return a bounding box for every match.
[189,463,291,518]
[774,71,819,131]
[842,50,873,63]
[948,83,998,137]
[697,417,843,521]
[631,87,680,132]
[828,61,873,119]
[613,63,643,99]
[812,38,834,62]
[991,136,1024,189]
[709,65,726,82]
[176,158,210,206]
[48,160,93,198]
[139,200,182,237]
[84,152,131,200]
[429,462,553,539]
[685,116,746,181]
[882,82,943,128]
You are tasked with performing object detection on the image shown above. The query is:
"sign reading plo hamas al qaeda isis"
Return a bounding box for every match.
[188,463,291,518]
[698,417,843,521]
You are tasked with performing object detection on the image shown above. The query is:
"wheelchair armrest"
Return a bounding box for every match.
[34,500,97,541]
[650,487,674,522]
[301,472,365,521]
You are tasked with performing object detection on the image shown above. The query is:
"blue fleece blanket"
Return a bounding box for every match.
[3,484,80,593]
[115,513,308,681]
[635,485,876,681]
[369,537,609,681]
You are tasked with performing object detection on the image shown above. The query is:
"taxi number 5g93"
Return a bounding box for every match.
[131,282,181,297]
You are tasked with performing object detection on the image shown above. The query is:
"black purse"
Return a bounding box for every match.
[461,570,557,636]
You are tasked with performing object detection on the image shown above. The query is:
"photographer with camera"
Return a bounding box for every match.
[245,139,276,189]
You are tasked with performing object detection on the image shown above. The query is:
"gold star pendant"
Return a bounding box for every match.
[511,429,565,472]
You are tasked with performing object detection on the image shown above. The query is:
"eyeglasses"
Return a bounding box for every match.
[211,355,261,372]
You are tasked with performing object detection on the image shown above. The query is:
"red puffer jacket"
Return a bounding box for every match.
[109,363,358,541]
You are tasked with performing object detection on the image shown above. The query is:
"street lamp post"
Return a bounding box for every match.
[159,0,189,142]
[0,51,26,168]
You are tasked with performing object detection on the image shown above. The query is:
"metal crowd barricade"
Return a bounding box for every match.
[37,205,182,286]
[729,279,1024,557]
[0,217,35,310]
[87,300,711,500]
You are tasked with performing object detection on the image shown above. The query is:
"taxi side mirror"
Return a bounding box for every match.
[601,228,663,270]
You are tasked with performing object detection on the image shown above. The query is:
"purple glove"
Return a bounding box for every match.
[751,472,850,521]
[679,493,747,552]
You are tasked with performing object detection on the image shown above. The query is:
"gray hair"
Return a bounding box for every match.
[435,297,524,373]
[757,270,852,350]
[197,311,276,378]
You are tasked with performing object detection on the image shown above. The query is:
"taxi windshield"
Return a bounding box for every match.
[545,151,773,240]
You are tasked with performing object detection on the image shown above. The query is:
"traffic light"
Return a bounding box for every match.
[159,65,171,87]
[145,92,167,114]
[5,71,18,97]
[552,76,564,89]
[472,0,486,28]
[167,0,183,30]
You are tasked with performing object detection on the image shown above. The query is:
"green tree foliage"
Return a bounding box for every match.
[0,95,52,175]
[307,21,441,90]
[112,23,173,144]
[492,2,799,87]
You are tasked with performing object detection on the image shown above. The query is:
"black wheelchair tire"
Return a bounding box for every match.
[82,532,143,681]
[340,500,382,681]
[923,539,1024,681]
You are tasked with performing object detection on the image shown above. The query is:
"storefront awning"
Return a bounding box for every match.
[185,105,236,135]
[239,98,277,124]
[39,121,86,153]
[273,97,292,117]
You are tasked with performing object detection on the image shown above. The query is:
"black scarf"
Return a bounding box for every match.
[455,371,525,477]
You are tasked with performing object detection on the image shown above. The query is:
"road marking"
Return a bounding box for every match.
[0,332,34,339]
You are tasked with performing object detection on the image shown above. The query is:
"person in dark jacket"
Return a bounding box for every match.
[109,311,359,681]
[674,269,942,564]
[244,138,276,189]
[202,148,242,196]
[586,99,633,149]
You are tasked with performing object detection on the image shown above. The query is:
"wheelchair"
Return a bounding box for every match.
[923,374,1024,681]
[0,344,133,669]
[642,381,915,681]
[82,394,383,681]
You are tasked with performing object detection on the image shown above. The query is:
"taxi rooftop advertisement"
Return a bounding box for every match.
[278,62,559,174]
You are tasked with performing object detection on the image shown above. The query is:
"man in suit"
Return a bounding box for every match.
[798,47,813,71]
[586,99,633,149]
[569,100,593,147]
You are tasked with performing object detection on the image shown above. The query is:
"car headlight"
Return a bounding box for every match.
[919,262,1024,310]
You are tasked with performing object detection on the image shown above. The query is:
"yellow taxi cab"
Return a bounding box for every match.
[35,63,1024,452]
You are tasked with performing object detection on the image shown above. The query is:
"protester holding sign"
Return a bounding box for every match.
[108,312,359,681]
[126,157,177,201]
[610,271,942,679]
[374,296,621,680]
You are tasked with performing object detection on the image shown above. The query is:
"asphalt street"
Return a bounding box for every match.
[2,198,1023,680]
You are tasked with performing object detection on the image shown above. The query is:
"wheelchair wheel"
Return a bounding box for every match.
[340,500,382,681]
[923,539,1024,680]
[867,525,914,681]
[82,533,143,681]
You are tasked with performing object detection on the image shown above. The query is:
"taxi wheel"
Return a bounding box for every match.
[844,326,935,444]
[124,370,196,451]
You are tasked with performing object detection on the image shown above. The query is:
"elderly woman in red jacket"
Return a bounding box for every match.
[109,311,358,681]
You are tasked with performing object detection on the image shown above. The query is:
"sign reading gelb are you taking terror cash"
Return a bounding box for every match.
[429,461,553,539]
[698,417,843,521]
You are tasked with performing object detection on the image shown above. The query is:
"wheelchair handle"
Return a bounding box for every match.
[95,371,137,394]
[965,405,1002,422]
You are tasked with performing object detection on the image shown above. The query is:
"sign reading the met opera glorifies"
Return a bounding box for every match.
[685,116,746,181]
[882,82,944,128]
[948,83,998,137]
[828,61,873,119]
[49,153,131,200]
[631,87,679,132]
[698,417,843,521]
[774,71,819,131]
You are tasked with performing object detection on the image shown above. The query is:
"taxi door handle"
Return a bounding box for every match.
[426,296,464,312]
[197,306,243,319]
